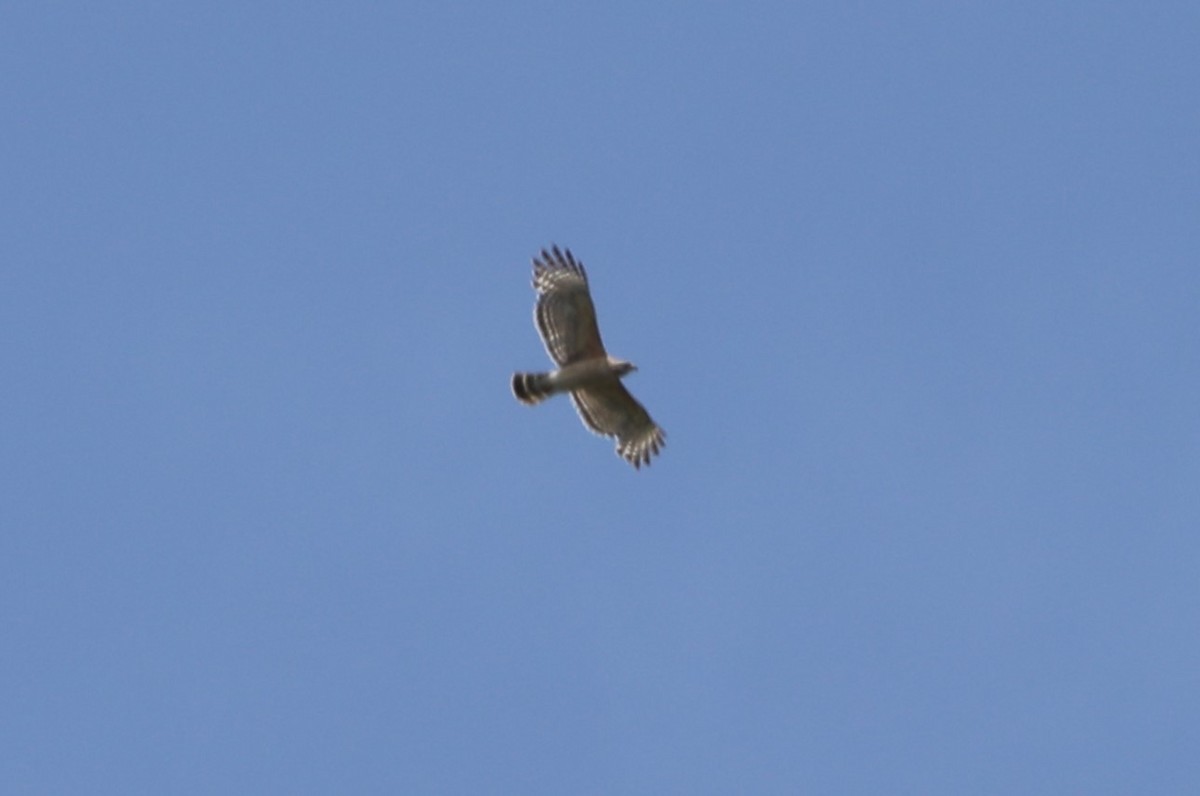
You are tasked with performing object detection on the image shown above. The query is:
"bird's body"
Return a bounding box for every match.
[512,246,665,468]
[512,356,634,405]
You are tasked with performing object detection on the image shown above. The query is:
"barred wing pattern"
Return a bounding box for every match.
[533,246,606,366]
[572,382,666,469]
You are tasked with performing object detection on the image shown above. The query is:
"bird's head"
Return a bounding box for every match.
[609,357,637,377]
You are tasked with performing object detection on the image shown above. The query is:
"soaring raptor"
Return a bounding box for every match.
[512,246,666,469]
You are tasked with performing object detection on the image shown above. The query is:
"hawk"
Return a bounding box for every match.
[512,245,666,469]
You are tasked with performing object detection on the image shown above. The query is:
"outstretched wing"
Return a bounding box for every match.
[572,382,666,469]
[533,246,606,366]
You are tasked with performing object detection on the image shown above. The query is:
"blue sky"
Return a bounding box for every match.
[3,2,1198,793]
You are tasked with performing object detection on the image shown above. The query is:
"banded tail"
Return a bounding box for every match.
[512,372,554,405]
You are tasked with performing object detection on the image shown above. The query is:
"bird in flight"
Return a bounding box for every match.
[512,246,666,469]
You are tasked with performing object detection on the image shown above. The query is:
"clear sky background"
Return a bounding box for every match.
[3,2,1198,793]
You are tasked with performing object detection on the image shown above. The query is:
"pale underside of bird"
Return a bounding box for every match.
[512,246,666,469]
